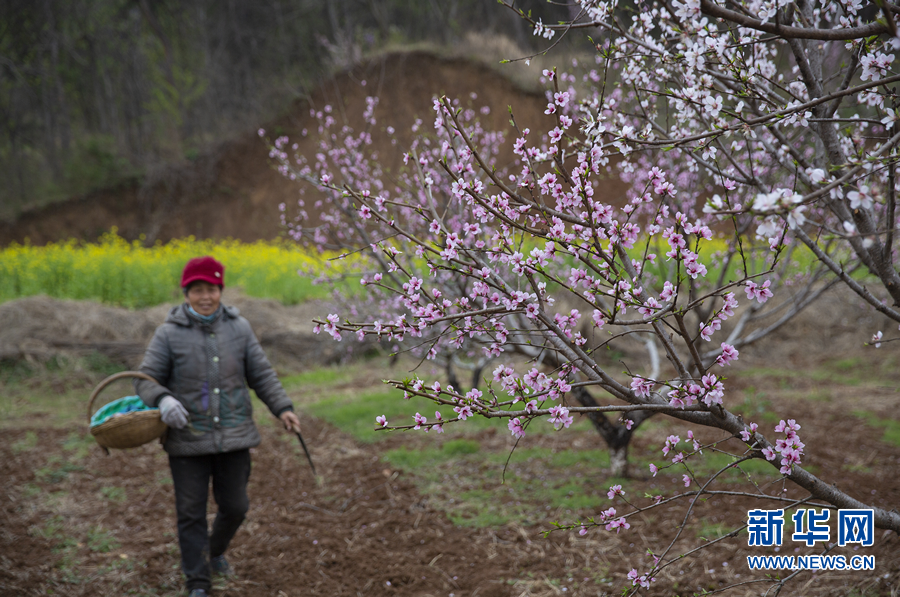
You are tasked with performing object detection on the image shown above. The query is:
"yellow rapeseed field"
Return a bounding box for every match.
[0,230,357,307]
[0,229,807,309]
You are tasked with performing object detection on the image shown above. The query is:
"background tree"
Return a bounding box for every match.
[0,0,571,221]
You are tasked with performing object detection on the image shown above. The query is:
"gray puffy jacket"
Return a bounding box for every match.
[134,303,293,456]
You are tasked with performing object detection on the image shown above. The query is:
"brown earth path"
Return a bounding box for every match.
[0,417,533,597]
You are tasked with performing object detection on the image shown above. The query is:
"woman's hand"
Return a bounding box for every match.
[279,410,301,433]
[159,396,189,429]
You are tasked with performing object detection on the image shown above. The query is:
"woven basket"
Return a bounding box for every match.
[88,371,167,451]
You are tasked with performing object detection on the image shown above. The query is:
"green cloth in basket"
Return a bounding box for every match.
[90,396,157,428]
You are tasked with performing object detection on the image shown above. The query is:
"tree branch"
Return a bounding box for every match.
[699,0,889,40]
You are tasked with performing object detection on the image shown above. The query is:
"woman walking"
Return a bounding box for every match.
[135,256,301,597]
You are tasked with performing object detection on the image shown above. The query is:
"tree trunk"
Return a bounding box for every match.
[609,443,629,478]
[570,385,654,478]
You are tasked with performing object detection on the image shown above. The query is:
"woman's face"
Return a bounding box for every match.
[186,281,221,316]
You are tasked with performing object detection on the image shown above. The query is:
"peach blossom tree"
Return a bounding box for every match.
[268,0,900,591]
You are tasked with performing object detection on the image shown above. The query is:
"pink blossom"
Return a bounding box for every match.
[322,314,342,341]
[605,517,631,533]
[548,405,574,429]
[454,404,473,420]
[607,484,624,499]
[631,377,654,398]
[744,279,773,303]
[847,185,874,210]
[774,419,800,434]
[662,435,680,456]
[508,417,526,438]
[716,343,739,367]
[627,568,654,588]
[376,415,388,427]
[639,297,661,318]
[431,411,444,434]
[554,91,570,107]
[682,474,691,487]
[740,422,758,442]
[660,280,676,302]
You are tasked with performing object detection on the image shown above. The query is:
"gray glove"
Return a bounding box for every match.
[159,396,189,429]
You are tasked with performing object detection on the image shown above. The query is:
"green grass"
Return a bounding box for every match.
[443,438,480,455]
[100,486,127,503]
[306,389,408,443]
[281,367,349,390]
[12,430,38,454]
[853,410,900,447]
[31,515,67,542]
[303,373,597,443]
[696,521,733,541]
[4,384,99,429]
[377,437,481,462]
[383,444,618,527]
[737,354,898,389]
[0,354,129,429]
[35,455,84,484]
[86,526,120,553]
[690,451,777,484]
[304,385,527,443]
[62,431,96,460]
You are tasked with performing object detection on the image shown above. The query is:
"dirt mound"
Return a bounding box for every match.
[0,293,351,371]
[0,51,602,247]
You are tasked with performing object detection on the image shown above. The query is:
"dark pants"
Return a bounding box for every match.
[169,449,251,592]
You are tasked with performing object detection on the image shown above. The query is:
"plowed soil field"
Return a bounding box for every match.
[2,287,899,596]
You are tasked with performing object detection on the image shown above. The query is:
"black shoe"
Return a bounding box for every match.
[211,554,234,577]
[188,590,208,597]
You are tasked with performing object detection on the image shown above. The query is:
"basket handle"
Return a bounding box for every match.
[87,371,160,424]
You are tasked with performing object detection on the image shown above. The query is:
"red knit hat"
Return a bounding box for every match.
[181,256,225,288]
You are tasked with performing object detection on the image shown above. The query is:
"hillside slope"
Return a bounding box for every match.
[1,52,605,247]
